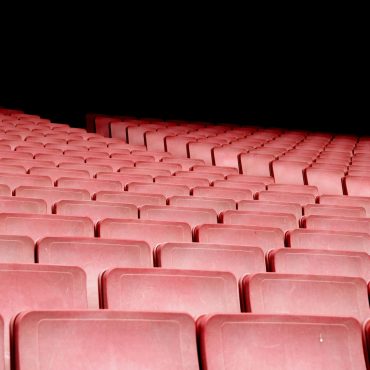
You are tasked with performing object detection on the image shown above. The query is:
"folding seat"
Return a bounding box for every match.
[14,311,198,370]
[175,170,224,182]
[34,153,84,165]
[272,160,307,184]
[319,194,370,215]
[131,150,173,162]
[239,153,274,177]
[161,157,205,171]
[0,151,33,160]
[127,125,159,145]
[269,248,370,281]
[0,184,11,196]
[0,158,56,172]
[56,177,122,196]
[29,167,90,183]
[198,314,367,370]
[310,163,348,173]
[119,166,171,177]
[37,237,151,308]
[156,242,265,279]
[226,174,275,185]
[164,136,196,157]
[154,175,209,188]
[0,195,47,214]
[144,129,175,152]
[111,153,155,164]
[127,182,190,198]
[212,180,265,195]
[0,235,34,263]
[0,173,53,191]
[110,120,141,140]
[140,205,217,229]
[344,175,370,197]
[100,267,239,317]
[301,214,370,234]
[0,144,10,151]
[169,195,236,214]
[135,161,182,175]
[0,140,41,151]
[192,186,253,202]
[195,224,285,253]
[305,168,345,195]
[98,218,192,251]
[221,210,297,233]
[63,149,108,159]
[242,273,370,322]
[0,164,26,174]
[257,190,315,206]
[94,116,121,137]
[0,213,94,242]
[192,165,239,177]
[95,190,166,207]
[96,172,153,187]
[303,204,366,218]
[212,146,245,168]
[57,162,113,177]
[188,142,220,165]
[0,263,87,370]
[267,183,319,197]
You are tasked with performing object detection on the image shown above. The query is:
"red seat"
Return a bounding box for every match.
[238,200,302,219]
[169,195,236,214]
[192,165,238,177]
[14,186,90,213]
[161,157,205,171]
[14,311,199,370]
[195,224,285,253]
[305,168,345,195]
[221,210,297,233]
[112,153,155,163]
[29,167,90,183]
[0,159,55,171]
[135,161,182,175]
[110,120,141,141]
[267,183,319,197]
[0,213,94,242]
[188,142,219,165]
[257,190,315,206]
[0,235,34,263]
[96,172,153,187]
[0,173,52,191]
[37,237,151,308]
[154,175,209,189]
[94,191,166,207]
[303,204,366,218]
[269,248,370,281]
[319,194,370,216]
[242,273,370,322]
[0,184,10,196]
[198,314,367,370]
[98,219,192,251]
[175,170,224,183]
[127,182,190,198]
[272,160,307,184]
[0,164,26,174]
[226,174,275,186]
[100,267,240,317]
[239,153,274,176]
[0,264,87,369]
[302,215,370,233]
[192,186,253,202]
[34,153,85,165]
[344,176,370,197]
[119,166,171,177]
[58,163,113,177]
[212,146,244,169]
[56,177,122,196]
[156,242,265,280]
[64,149,109,159]
[165,136,196,157]
[287,229,370,253]
[0,150,33,160]
[140,205,217,229]
[55,200,138,224]
[85,157,134,171]
[127,125,156,145]
[0,196,46,214]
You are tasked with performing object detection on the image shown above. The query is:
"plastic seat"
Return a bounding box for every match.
[0,164,26,174]
[175,170,224,183]
[58,162,113,177]
[127,125,157,145]
[154,175,209,189]
[212,146,245,169]
[56,177,122,196]
[0,196,47,214]
[238,200,302,219]
[0,184,10,196]
[198,314,367,370]
[100,267,240,317]
[34,154,85,165]
[169,195,236,214]
[195,224,285,253]
[305,168,344,195]
[272,160,307,184]
[0,213,94,242]
[242,273,370,323]
[14,310,198,370]
[64,149,109,159]
[85,157,134,171]
[161,157,205,171]
[303,204,366,218]
[192,186,253,202]
[94,191,166,207]
[301,215,370,233]
[164,136,196,157]
[127,182,190,198]
[212,180,265,195]
[118,166,171,177]
[14,186,90,213]
[0,158,55,171]
[344,176,370,197]
[269,248,370,281]
[319,194,370,216]
[0,173,52,191]
[98,219,192,251]
[156,242,265,279]
[257,190,315,206]
[239,153,274,176]
[192,165,239,177]
[96,172,153,187]
[226,174,275,186]
[37,237,151,308]
[188,142,219,165]
[267,183,319,197]
[29,167,90,183]
[0,263,87,370]
[112,153,155,163]
[0,150,33,159]
[55,200,138,224]
[221,210,297,233]
[140,205,217,229]
[0,235,34,263]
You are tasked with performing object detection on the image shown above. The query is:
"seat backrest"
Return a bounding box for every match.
[0,235,35,264]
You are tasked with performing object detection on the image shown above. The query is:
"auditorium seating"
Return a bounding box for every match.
[0,196,47,214]
[257,190,315,206]
[95,190,166,206]
[0,235,34,263]
[303,204,366,217]
[301,215,370,233]
[56,177,122,195]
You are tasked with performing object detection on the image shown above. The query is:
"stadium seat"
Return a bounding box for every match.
[140,205,217,229]
[0,150,33,160]
[221,210,297,232]
[238,200,302,219]
[161,157,205,171]
[305,168,345,195]
[96,172,153,187]
[127,182,190,198]
[0,164,26,174]
[34,154,85,165]
[0,173,53,191]
[198,314,367,370]
[319,194,370,216]
[14,186,89,213]
[56,177,122,196]
[242,273,370,322]
[0,184,11,196]
[188,142,219,165]
[257,190,315,206]
[98,219,192,250]
[269,248,370,281]
[267,183,319,197]
[239,153,274,176]
[344,176,370,197]
[0,196,47,214]
[95,191,166,207]
[303,204,366,218]
[175,170,224,183]
[154,175,209,189]
[58,163,113,177]
[212,146,245,169]
[195,224,285,253]
[119,166,171,177]
[226,174,275,186]
[55,200,138,224]
[100,267,240,317]
[302,215,370,233]
[192,165,239,177]
[37,237,152,308]
[156,242,265,279]
[0,158,55,171]
[0,263,87,369]
[192,186,253,202]
[272,160,307,184]
[14,310,199,370]
[0,213,94,242]
[29,167,90,183]
[0,235,34,263]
